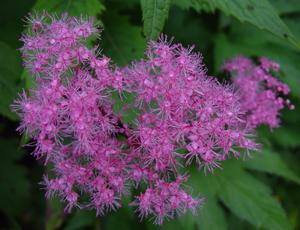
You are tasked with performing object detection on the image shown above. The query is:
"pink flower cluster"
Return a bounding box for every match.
[12,14,291,224]
[123,39,258,172]
[223,56,294,128]
[14,14,127,216]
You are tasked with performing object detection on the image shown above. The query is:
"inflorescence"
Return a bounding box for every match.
[223,56,294,128]
[12,13,293,224]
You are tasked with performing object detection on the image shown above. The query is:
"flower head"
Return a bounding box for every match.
[223,56,294,128]
[12,13,291,225]
[124,37,258,173]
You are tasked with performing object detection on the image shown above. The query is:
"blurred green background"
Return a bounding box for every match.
[1,0,300,229]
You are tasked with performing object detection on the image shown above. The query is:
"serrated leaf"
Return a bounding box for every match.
[188,0,300,49]
[102,11,146,66]
[33,0,105,18]
[244,149,300,184]
[141,0,171,40]
[216,160,292,230]
[0,42,23,120]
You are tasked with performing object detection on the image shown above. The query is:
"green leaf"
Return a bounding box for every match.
[46,197,64,230]
[272,0,300,15]
[0,139,29,216]
[189,172,227,230]
[64,210,95,230]
[155,200,227,230]
[284,17,300,43]
[0,0,35,49]
[141,0,171,40]
[197,197,227,230]
[146,168,227,230]
[216,160,292,230]
[102,11,146,66]
[258,124,300,148]
[244,149,300,184]
[21,69,36,90]
[158,168,227,230]
[151,206,225,230]
[214,33,237,72]
[111,91,140,125]
[172,0,192,10]
[105,198,142,230]
[163,6,212,51]
[33,0,105,18]
[0,42,23,120]
[187,0,300,49]
[227,213,253,230]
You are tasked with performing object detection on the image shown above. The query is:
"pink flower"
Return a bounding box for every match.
[124,37,258,173]
[12,13,292,225]
[223,56,294,128]
[132,178,202,225]
[14,13,128,217]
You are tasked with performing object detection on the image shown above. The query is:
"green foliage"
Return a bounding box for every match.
[0,0,35,48]
[46,197,64,230]
[176,0,300,49]
[272,0,300,14]
[245,149,300,184]
[64,210,95,230]
[213,21,300,98]
[141,0,171,40]
[33,0,105,18]
[0,139,29,216]
[33,0,105,46]
[102,11,146,66]
[104,198,142,230]
[0,42,23,120]
[164,7,212,51]
[149,157,297,230]
[197,197,227,230]
[111,91,140,125]
[1,0,300,229]
[272,126,300,148]
[189,171,227,230]
[217,160,291,230]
